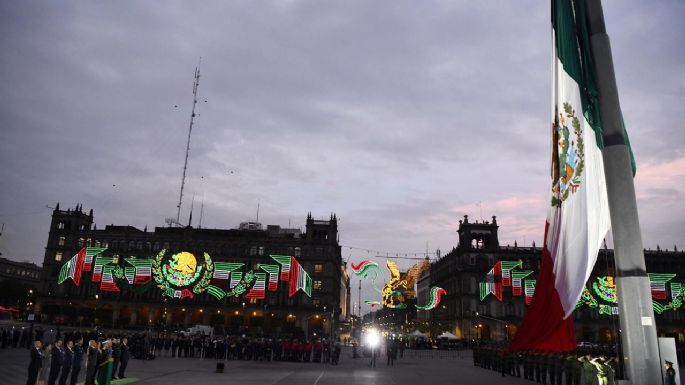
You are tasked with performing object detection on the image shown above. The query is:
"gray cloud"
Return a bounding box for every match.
[1,1,683,313]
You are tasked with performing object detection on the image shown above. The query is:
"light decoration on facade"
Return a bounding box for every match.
[58,248,313,300]
[479,260,685,315]
[351,259,445,310]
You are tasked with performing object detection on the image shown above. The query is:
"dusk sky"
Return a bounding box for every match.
[1,1,683,311]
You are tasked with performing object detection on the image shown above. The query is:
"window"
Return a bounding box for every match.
[86,238,92,247]
[313,280,323,291]
[313,297,321,307]
[249,298,257,304]
[78,238,85,247]
[113,255,120,264]
[469,255,476,265]
[314,264,323,273]
[137,241,143,251]
[250,246,257,256]
[102,240,108,248]
[58,237,65,246]
[58,222,65,230]
[294,247,301,256]
[258,246,264,256]
[94,240,101,248]
[111,240,118,250]
[55,252,63,262]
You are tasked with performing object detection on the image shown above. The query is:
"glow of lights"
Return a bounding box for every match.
[365,329,380,348]
[252,311,257,316]
[234,311,239,315]
[58,248,314,301]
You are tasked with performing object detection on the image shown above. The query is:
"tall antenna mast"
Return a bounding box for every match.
[256,200,260,223]
[176,59,201,225]
[198,196,205,229]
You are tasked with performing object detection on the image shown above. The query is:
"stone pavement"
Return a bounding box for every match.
[7,347,683,385]
[0,347,533,385]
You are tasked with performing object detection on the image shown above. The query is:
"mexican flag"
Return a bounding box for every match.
[509,0,611,352]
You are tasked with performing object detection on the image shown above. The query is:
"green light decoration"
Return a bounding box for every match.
[592,276,618,304]
[576,287,598,309]
[59,247,313,301]
[480,260,685,316]
[352,259,444,310]
[414,287,447,310]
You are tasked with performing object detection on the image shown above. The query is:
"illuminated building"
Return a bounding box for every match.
[421,215,685,345]
[36,204,348,337]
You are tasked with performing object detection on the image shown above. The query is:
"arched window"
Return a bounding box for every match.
[78,238,85,247]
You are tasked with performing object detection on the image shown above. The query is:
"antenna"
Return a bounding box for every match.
[256,200,260,223]
[198,196,205,229]
[176,58,202,225]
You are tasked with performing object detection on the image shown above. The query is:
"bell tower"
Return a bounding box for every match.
[457,215,499,251]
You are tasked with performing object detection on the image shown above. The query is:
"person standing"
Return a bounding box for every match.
[118,338,130,379]
[590,356,610,385]
[27,340,43,385]
[37,343,52,385]
[111,339,121,380]
[84,340,98,385]
[70,339,84,385]
[47,340,63,385]
[58,340,73,385]
[386,340,395,367]
[664,360,676,385]
[97,340,113,385]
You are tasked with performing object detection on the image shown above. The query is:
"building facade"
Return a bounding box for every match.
[419,215,685,346]
[36,204,349,337]
[0,257,41,316]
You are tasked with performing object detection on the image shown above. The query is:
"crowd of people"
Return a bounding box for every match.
[15,326,345,385]
[473,344,624,385]
[24,329,130,385]
[147,334,343,364]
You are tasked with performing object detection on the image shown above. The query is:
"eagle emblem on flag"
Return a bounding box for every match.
[552,102,586,207]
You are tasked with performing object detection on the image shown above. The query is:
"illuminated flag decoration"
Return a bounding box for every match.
[288,257,312,297]
[92,256,116,283]
[230,271,243,289]
[58,248,86,286]
[259,264,280,291]
[213,262,243,281]
[480,262,503,301]
[415,287,446,310]
[271,255,292,281]
[500,261,522,287]
[124,258,153,285]
[245,273,267,299]
[99,265,119,292]
[672,282,684,301]
[82,247,107,272]
[648,273,675,300]
[511,270,534,296]
[524,280,536,306]
[181,289,194,299]
[510,0,618,353]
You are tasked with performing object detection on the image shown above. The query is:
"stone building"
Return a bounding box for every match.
[419,215,685,345]
[36,204,349,337]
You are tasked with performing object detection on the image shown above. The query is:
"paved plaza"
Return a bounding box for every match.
[3,347,538,385]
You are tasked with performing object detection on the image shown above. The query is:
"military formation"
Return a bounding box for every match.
[473,345,620,385]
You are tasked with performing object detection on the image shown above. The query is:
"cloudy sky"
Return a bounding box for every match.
[1,1,683,310]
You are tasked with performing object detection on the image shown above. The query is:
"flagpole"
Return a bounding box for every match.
[585,1,661,384]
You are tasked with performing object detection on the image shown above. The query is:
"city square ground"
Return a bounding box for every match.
[0,347,537,385]
[4,347,683,385]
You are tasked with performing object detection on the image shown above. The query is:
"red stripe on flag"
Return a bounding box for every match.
[508,221,575,352]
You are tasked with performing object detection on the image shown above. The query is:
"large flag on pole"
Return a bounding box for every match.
[509,0,611,352]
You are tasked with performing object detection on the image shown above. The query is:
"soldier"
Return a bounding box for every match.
[534,351,542,383]
[578,354,595,385]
